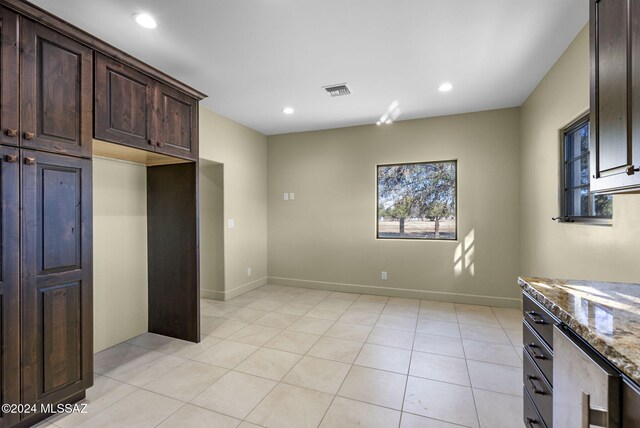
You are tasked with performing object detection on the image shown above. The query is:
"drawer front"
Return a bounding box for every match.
[524,386,548,428]
[523,292,556,348]
[523,350,553,427]
[523,320,554,385]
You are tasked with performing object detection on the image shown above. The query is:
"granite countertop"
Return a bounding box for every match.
[519,276,640,384]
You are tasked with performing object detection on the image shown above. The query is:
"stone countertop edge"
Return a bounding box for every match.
[518,276,640,385]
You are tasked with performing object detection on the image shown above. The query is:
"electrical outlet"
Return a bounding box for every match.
[289,192,295,200]
[283,192,289,201]
[381,271,388,280]
[247,267,252,276]
[228,219,235,229]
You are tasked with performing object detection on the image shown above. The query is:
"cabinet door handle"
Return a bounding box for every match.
[526,375,546,395]
[626,165,640,175]
[4,154,17,163]
[24,157,36,166]
[526,343,546,359]
[24,132,35,140]
[5,128,18,137]
[526,311,546,325]
[148,139,155,146]
[525,417,540,428]
[156,141,163,147]
[582,392,609,428]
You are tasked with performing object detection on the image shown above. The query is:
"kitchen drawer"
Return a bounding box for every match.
[524,349,553,427]
[524,386,548,428]
[523,292,557,348]
[523,320,554,385]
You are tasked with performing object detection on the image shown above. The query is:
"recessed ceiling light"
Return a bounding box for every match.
[282,107,294,115]
[438,82,453,92]
[133,13,157,29]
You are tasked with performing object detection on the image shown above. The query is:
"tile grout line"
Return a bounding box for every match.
[316,294,388,428]
[458,310,485,428]
[235,288,343,426]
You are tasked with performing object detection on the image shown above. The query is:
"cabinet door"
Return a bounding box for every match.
[0,147,20,428]
[622,377,640,425]
[20,19,92,158]
[95,53,156,151]
[590,0,640,192]
[154,83,198,160]
[21,150,93,410]
[0,7,18,147]
[630,0,640,185]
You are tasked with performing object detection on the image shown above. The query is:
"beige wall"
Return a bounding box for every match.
[520,25,640,283]
[93,156,148,352]
[267,109,522,307]
[200,161,225,296]
[199,107,268,299]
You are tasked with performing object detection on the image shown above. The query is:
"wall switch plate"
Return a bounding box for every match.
[283,192,289,201]
[381,271,388,280]
[247,267,252,276]
[289,192,295,200]
[228,219,235,228]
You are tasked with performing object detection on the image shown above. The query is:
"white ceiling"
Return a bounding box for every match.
[30,0,588,136]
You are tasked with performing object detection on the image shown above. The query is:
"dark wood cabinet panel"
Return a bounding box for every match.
[623,377,640,425]
[147,163,200,342]
[0,8,18,147]
[154,84,198,160]
[95,54,199,161]
[21,150,92,409]
[0,146,20,428]
[20,19,92,158]
[593,0,627,173]
[94,53,155,151]
[630,0,640,179]
[590,0,640,192]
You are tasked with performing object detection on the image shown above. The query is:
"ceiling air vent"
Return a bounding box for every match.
[323,83,351,97]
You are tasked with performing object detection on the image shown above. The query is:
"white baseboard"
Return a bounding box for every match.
[268,276,521,308]
[201,276,268,301]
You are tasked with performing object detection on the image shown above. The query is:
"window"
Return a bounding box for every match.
[560,115,612,223]
[377,161,457,240]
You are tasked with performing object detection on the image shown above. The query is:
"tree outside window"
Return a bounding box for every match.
[377,161,457,240]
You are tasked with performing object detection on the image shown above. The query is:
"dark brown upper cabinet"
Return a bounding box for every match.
[0,146,20,428]
[20,18,92,158]
[94,53,156,152]
[20,150,93,411]
[154,83,198,160]
[0,7,18,147]
[590,0,640,192]
[95,53,198,161]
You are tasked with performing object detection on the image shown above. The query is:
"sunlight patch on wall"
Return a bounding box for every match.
[454,229,475,277]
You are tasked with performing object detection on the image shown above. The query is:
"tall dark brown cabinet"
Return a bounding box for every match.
[0,5,94,426]
[0,0,204,425]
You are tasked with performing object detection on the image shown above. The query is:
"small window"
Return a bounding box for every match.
[377,161,457,240]
[560,115,612,223]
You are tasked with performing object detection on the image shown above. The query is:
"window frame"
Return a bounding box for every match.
[558,113,612,225]
[375,159,458,241]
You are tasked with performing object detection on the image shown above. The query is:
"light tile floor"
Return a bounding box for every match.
[38,285,526,428]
